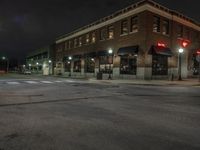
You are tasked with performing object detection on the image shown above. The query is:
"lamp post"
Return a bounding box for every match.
[68,56,72,77]
[108,48,113,80]
[2,56,9,73]
[36,62,39,73]
[48,60,52,75]
[178,48,184,81]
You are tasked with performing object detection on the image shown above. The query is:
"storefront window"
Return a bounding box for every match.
[193,55,199,75]
[85,57,95,73]
[120,56,137,75]
[152,55,168,75]
[64,61,71,72]
[73,60,81,72]
[99,56,113,73]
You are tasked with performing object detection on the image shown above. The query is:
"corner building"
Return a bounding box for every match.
[55,0,200,80]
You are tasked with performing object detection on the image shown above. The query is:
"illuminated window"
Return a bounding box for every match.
[121,20,128,35]
[92,32,96,43]
[162,20,169,35]
[86,34,90,44]
[153,16,160,33]
[99,56,113,74]
[108,25,114,39]
[120,56,137,75]
[79,37,82,46]
[85,57,95,73]
[100,28,107,40]
[73,60,81,72]
[131,16,138,33]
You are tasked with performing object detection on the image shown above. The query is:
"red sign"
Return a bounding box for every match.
[178,38,190,48]
[197,50,200,55]
[157,42,166,47]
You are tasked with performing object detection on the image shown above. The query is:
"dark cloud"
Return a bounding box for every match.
[0,0,199,60]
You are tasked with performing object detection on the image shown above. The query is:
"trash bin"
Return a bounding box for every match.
[97,72,103,80]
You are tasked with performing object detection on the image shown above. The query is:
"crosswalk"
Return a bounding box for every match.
[0,80,75,86]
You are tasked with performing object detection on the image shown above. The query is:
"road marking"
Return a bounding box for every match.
[7,82,20,85]
[65,80,75,83]
[25,81,39,84]
[40,81,53,84]
[55,81,62,83]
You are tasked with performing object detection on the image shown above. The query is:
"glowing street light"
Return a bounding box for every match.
[108,48,113,80]
[178,48,184,81]
[68,56,72,77]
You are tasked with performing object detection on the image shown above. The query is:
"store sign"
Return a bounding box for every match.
[178,38,190,48]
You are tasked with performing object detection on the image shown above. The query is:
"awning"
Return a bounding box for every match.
[97,50,108,56]
[149,45,173,57]
[73,55,82,61]
[84,52,96,57]
[117,45,139,56]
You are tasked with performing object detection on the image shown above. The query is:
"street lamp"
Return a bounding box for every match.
[108,48,113,80]
[1,56,9,73]
[178,48,184,81]
[68,56,72,77]
[28,64,32,71]
[48,60,52,75]
[36,62,39,73]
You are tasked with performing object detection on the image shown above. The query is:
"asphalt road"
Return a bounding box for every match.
[0,75,200,150]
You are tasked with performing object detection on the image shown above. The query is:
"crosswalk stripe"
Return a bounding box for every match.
[40,81,53,84]
[24,81,39,84]
[55,81,62,83]
[7,82,20,85]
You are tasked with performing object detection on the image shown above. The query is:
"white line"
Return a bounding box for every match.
[25,81,39,84]
[40,81,53,84]
[55,81,63,83]
[65,80,75,83]
[7,82,20,85]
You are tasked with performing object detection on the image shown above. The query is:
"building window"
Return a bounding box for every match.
[120,56,137,75]
[99,56,113,73]
[64,42,68,51]
[100,28,107,40]
[121,20,128,35]
[108,25,114,39]
[68,41,72,49]
[177,25,183,38]
[73,60,81,72]
[92,32,96,43]
[130,16,138,33]
[193,54,199,75]
[85,57,95,73]
[152,55,168,75]
[74,39,78,48]
[162,20,169,35]
[86,34,90,44]
[79,37,82,47]
[153,16,160,33]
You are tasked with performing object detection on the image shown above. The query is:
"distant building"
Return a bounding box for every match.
[26,45,54,75]
[54,0,200,79]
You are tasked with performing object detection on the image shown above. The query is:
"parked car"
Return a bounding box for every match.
[23,70,31,75]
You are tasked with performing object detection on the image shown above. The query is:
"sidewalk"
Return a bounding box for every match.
[88,78,200,86]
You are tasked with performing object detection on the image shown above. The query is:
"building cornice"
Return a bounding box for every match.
[56,0,200,44]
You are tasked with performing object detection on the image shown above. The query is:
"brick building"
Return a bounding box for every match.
[54,0,200,79]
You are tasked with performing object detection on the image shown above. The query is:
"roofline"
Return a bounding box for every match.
[56,0,200,43]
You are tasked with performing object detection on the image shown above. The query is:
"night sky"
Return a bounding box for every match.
[0,0,200,60]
